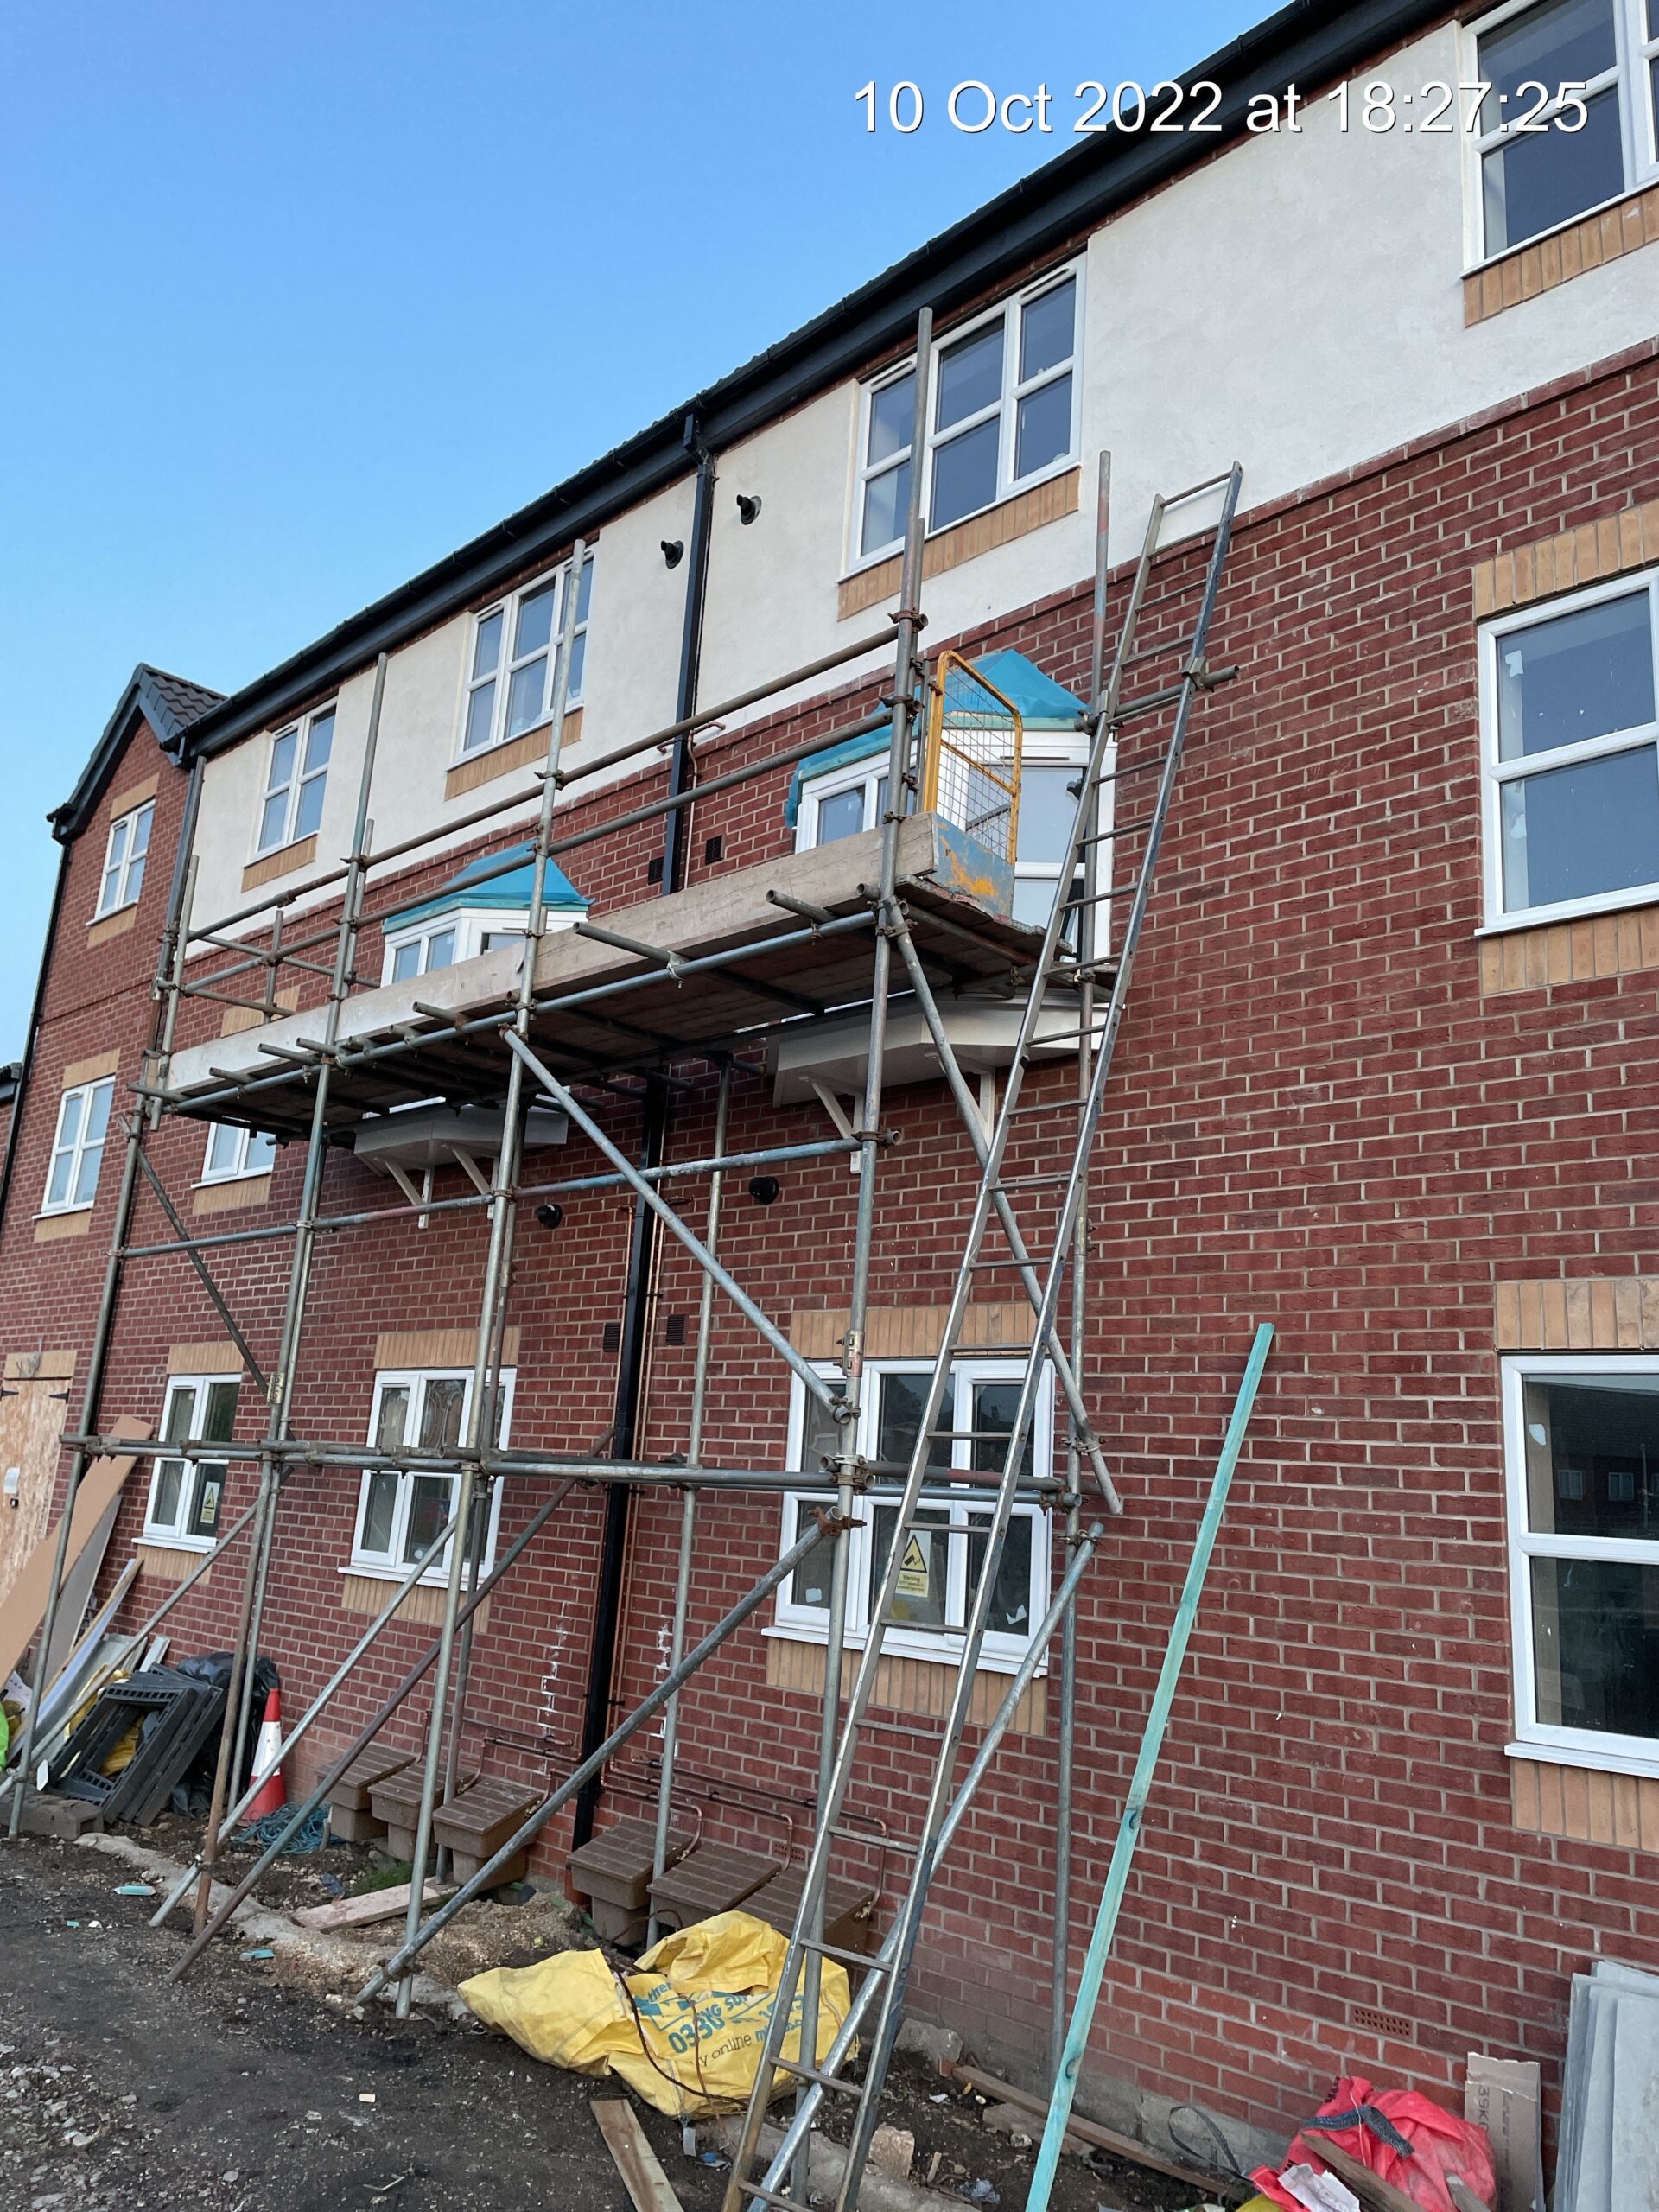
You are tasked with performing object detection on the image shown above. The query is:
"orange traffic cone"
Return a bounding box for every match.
[246,1688,287,1819]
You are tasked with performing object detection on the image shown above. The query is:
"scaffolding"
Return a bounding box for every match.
[3,301,1246,2204]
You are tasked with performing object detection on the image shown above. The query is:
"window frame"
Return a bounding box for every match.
[41,1077,115,1216]
[1478,567,1659,930]
[458,556,593,763]
[255,703,335,858]
[772,1356,1053,1672]
[143,1372,242,1552]
[848,261,1084,575]
[380,903,557,985]
[1461,0,1659,269]
[791,756,891,854]
[95,801,154,918]
[349,1366,514,1586]
[1502,1351,1659,1777]
[200,1122,277,1185]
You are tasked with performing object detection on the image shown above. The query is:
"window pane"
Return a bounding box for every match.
[1479,0,1616,112]
[259,792,289,851]
[514,585,555,660]
[871,1503,950,1627]
[1496,593,1654,760]
[128,804,152,859]
[293,772,327,841]
[424,928,457,972]
[473,609,504,680]
[463,679,497,754]
[1011,874,1062,926]
[868,371,915,465]
[151,1460,184,1530]
[1481,84,1624,254]
[105,817,130,871]
[876,1373,950,1478]
[360,1467,397,1555]
[969,1381,1035,1482]
[794,1380,847,1475]
[404,1473,454,1561]
[84,1084,112,1144]
[266,731,296,794]
[56,1092,84,1153]
[1501,746,1659,911]
[1020,279,1075,381]
[965,1512,1034,1636]
[1522,1376,1659,1537]
[163,1386,198,1445]
[815,787,867,846]
[564,631,588,701]
[203,1379,240,1443]
[420,1376,467,1451]
[206,1122,242,1178]
[861,460,910,556]
[391,941,421,981]
[1016,766,1081,863]
[931,418,1001,531]
[788,1499,831,1609]
[126,851,146,902]
[304,712,334,772]
[1531,1556,1659,1739]
[374,1384,411,1453]
[45,1154,73,1208]
[72,1136,105,1207]
[1015,375,1072,480]
[575,555,594,625]
[188,1465,225,1539]
[505,657,548,737]
[100,863,123,913]
[935,321,1004,431]
[246,1128,276,1173]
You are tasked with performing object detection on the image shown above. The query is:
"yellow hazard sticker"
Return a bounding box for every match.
[897,1532,931,1597]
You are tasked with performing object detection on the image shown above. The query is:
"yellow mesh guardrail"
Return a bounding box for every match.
[921,652,1022,865]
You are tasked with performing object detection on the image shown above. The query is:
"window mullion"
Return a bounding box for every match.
[1491,720,1659,781]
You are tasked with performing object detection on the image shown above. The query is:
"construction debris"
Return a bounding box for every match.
[1462,2056,1542,2212]
[1250,2078,1496,2212]
[590,2097,686,2212]
[1553,1958,1659,2212]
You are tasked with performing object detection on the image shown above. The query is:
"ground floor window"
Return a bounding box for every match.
[143,1373,241,1548]
[774,1357,1051,1669]
[1503,1354,1659,1769]
[352,1367,513,1582]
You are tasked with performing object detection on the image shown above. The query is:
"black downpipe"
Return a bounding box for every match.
[572,418,717,1848]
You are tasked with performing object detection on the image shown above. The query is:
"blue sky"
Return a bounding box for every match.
[0,0,1261,1060]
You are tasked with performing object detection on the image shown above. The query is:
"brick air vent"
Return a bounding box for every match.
[1352,2005,1412,2040]
[704,836,723,864]
[601,1322,622,1353]
[646,855,664,884]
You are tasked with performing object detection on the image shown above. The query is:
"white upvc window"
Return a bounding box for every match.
[201,1122,277,1184]
[42,1077,114,1214]
[350,1367,513,1583]
[381,905,549,984]
[793,734,1094,931]
[1464,0,1659,264]
[96,802,153,918]
[144,1372,241,1549]
[851,264,1082,569]
[461,555,594,760]
[1479,569,1659,927]
[773,1357,1052,1671]
[1503,1353,1659,1777]
[257,705,334,855]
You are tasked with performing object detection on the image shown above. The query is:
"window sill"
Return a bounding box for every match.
[86,906,138,948]
[1508,1737,1659,1783]
[445,709,583,802]
[243,834,319,894]
[838,467,1081,622]
[1477,897,1659,995]
[139,1531,217,1557]
[1465,178,1659,326]
[762,1619,1036,1678]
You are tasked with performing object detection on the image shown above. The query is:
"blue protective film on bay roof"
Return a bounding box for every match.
[781,650,1085,828]
[381,842,588,933]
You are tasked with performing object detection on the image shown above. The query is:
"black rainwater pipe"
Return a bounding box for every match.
[572,417,717,1847]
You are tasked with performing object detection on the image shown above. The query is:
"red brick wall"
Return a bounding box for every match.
[7,338,1659,2145]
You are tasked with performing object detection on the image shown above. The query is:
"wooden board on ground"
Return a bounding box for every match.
[0,1358,73,1611]
[0,1415,147,1684]
[590,2098,684,2212]
[290,1877,455,1931]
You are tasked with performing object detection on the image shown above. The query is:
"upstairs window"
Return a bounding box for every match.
[855,266,1082,565]
[97,802,153,917]
[1469,0,1658,257]
[462,555,594,759]
[144,1373,240,1548]
[353,1367,512,1581]
[257,706,334,855]
[43,1077,114,1213]
[1482,572,1659,924]
[202,1122,277,1184]
[775,1357,1052,1669]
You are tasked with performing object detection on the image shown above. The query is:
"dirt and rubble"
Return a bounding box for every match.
[0,1834,1216,2211]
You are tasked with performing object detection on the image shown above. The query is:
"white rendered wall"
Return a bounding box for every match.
[188,16,1658,921]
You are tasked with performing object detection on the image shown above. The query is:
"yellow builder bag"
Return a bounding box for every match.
[459,1909,853,2118]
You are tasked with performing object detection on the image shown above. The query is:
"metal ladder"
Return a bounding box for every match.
[721,465,1244,2212]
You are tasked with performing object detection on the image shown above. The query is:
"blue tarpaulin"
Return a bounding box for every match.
[381,842,588,933]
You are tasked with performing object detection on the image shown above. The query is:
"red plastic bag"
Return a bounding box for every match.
[1251,2075,1497,2212]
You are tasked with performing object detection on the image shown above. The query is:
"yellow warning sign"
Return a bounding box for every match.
[897,1532,931,1598]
